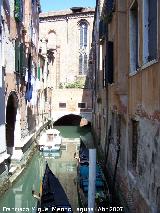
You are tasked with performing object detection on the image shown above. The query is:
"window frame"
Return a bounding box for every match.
[79,53,88,75]
[129,0,139,74]
[143,0,158,64]
[78,102,87,109]
[80,22,88,49]
[59,102,66,108]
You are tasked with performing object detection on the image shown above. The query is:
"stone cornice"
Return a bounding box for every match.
[40,12,95,23]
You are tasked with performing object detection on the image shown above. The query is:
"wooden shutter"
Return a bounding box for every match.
[38,66,41,80]
[106,41,114,84]
[106,0,114,13]
[15,0,20,21]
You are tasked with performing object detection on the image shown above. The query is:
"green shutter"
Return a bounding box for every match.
[15,0,21,22]
[38,66,41,80]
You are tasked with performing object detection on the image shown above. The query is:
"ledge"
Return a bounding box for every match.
[0,153,10,164]
[15,121,49,150]
[141,59,158,70]
[129,59,158,77]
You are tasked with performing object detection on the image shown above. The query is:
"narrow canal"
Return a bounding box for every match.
[0,125,92,213]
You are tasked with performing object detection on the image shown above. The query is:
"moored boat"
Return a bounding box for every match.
[35,163,73,213]
[77,139,110,210]
[38,129,62,152]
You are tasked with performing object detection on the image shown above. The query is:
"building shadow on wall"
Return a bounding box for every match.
[27,106,36,134]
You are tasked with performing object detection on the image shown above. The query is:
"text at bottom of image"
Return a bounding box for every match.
[2,206,124,212]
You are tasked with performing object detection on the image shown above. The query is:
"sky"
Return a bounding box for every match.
[40,0,96,12]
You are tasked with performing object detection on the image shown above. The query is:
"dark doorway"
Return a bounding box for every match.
[6,93,18,155]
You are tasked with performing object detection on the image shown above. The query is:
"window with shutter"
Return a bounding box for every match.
[38,66,41,80]
[129,1,139,73]
[20,43,24,75]
[15,0,23,22]
[106,41,114,84]
[99,20,107,40]
[106,0,114,13]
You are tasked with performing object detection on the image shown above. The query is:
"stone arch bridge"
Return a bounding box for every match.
[51,111,92,124]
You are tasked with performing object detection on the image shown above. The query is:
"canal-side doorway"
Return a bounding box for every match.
[6,92,18,155]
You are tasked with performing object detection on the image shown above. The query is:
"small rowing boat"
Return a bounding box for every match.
[38,129,62,152]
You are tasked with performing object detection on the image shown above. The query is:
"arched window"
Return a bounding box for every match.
[47,30,56,50]
[79,53,88,75]
[80,22,88,48]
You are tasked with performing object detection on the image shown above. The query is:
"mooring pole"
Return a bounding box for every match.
[88,149,96,213]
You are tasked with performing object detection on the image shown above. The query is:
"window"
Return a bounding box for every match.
[78,102,86,108]
[143,0,157,63]
[129,1,139,73]
[102,59,105,87]
[47,31,56,50]
[106,0,115,14]
[80,22,88,48]
[15,41,25,75]
[14,0,23,22]
[131,120,139,169]
[106,42,114,84]
[59,103,66,108]
[79,53,87,75]
[79,21,88,75]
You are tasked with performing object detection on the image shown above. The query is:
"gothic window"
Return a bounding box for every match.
[80,22,88,48]
[79,53,88,75]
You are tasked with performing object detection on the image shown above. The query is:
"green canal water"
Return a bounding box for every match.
[0,126,92,213]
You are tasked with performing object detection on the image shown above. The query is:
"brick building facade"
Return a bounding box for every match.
[0,0,49,181]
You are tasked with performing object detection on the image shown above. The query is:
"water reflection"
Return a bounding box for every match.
[0,152,44,213]
[0,125,91,213]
